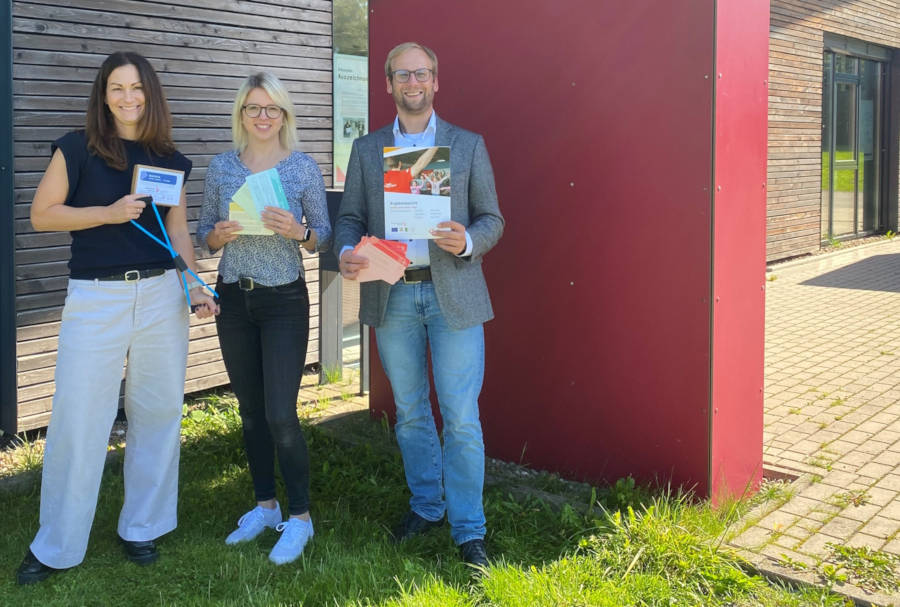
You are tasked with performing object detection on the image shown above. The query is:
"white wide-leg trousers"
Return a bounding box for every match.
[30,270,189,569]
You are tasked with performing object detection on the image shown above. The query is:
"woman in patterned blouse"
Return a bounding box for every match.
[198,72,331,566]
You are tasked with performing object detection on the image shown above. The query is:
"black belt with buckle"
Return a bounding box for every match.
[97,268,166,282]
[403,267,432,283]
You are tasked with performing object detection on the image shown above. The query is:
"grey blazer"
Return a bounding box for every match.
[334,117,504,330]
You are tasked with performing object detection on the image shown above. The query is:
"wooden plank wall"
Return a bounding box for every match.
[768,0,900,261]
[12,0,333,431]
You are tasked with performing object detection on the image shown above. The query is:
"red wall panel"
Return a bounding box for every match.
[367,0,766,498]
[710,0,769,501]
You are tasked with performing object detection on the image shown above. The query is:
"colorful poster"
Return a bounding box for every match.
[383,146,451,240]
[333,53,369,187]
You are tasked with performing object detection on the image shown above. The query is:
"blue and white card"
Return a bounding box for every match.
[131,164,185,207]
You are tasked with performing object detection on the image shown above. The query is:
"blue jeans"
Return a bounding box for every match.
[375,282,486,544]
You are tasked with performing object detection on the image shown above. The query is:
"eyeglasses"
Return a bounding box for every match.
[391,68,434,83]
[242,104,284,119]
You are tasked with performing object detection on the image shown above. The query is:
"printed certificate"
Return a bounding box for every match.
[131,164,185,207]
[383,146,450,240]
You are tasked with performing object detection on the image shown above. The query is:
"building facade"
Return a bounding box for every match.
[3,0,900,432]
[768,0,900,260]
[4,0,334,431]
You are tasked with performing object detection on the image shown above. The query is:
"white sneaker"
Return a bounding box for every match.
[268,518,314,565]
[225,502,282,545]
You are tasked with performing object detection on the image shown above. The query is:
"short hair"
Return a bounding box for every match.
[384,42,438,79]
[86,51,175,170]
[231,72,298,152]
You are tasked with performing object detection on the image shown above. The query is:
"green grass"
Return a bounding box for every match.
[826,542,900,593]
[750,479,795,507]
[321,364,343,385]
[829,490,870,509]
[0,433,45,474]
[821,150,861,193]
[0,395,851,606]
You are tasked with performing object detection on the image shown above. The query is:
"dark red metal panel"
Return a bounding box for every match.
[368,0,763,497]
[709,0,769,501]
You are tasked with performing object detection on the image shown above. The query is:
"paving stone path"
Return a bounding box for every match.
[731,238,900,605]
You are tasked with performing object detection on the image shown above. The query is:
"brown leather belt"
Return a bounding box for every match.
[402,267,432,283]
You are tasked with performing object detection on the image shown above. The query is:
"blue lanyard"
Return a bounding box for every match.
[130,199,218,308]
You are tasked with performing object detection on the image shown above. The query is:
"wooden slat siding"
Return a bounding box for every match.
[12,66,333,95]
[14,53,332,85]
[768,1,900,261]
[12,0,334,431]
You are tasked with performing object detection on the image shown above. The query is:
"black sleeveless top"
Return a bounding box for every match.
[53,130,192,279]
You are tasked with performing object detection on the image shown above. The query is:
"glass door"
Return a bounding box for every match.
[821,52,884,241]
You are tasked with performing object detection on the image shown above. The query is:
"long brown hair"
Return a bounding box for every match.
[85,51,176,170]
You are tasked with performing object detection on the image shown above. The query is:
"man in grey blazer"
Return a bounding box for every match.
[335,42,503,568]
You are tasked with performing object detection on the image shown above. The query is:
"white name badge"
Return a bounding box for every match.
[131,164,185,207]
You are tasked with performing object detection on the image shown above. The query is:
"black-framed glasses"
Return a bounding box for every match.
[242,104,284,119]
[391,68,433,83]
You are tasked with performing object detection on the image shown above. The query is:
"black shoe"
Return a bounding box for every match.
[16,550,57,585]
[120,538,159,566]
[459,538,489,569]
[391,510,443,543]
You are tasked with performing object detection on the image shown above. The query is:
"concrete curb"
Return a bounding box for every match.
[733,545,897,607]
[729,472,897,607]
[767,238,900,273]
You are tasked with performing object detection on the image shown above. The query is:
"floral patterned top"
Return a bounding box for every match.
[198,150,332,286]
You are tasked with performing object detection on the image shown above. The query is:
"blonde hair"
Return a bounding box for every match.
[231,72,297,151]
[384,42,438,79]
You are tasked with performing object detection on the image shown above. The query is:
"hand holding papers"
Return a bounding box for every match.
[131,164,185,207]
[229,168,290,235]
[353,236,410,284]
[383,146,451,240]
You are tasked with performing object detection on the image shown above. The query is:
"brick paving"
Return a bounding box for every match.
[730,238,900,605]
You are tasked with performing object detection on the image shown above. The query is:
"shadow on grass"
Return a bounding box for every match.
[0,407,597,606]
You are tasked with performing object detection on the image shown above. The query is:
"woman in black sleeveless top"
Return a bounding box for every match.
[16,51,216,585]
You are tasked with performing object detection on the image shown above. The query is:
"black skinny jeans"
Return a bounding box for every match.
[215,276,311,515]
